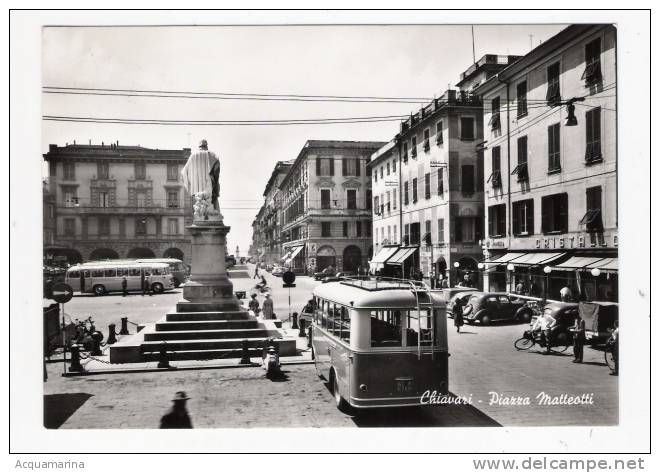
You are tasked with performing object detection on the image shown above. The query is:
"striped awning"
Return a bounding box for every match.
[552,256,607,271]
[507,252,566,266]
[386,247,418,265]
[585,257,618,272]
[483,252,527,265]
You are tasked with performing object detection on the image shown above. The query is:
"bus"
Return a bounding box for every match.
[65,261,175,296]
[311,278,448,410]
[85,258,188,287]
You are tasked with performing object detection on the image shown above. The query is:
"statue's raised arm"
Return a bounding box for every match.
[181,139,223,222]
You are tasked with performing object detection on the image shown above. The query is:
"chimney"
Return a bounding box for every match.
[89,139,91,145]
[102,142,104,146]
[73,140,76,145]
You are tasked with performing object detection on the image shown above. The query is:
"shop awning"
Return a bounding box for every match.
[282,245,304,265]
[508,252,566,266]
[280,251,292,262]
[386,246,418,265]
[552,256,607,271]
[483,252,527,265]
[370,245,400,264]
[585,257,618,272]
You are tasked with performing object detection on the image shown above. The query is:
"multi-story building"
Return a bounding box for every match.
[369,55,520,285]
[259,161,293,265]
[279,140,385,274]
[43,142,193,264]
[474,24,617,302]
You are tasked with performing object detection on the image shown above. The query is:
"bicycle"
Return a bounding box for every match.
[514,328,572,353]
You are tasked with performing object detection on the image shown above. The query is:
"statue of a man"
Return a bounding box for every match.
[181,139,221,219]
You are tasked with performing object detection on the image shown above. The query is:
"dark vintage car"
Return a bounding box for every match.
[322,272,357,283]
[463,292,533,325]
[313,267,335,280]
[534,302,580,330]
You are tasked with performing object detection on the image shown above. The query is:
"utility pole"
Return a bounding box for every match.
[471,25,476,64]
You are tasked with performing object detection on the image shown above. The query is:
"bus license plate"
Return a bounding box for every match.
[396,378,414,393]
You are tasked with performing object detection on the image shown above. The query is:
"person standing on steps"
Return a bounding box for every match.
[262,292,274,320]
[248,293,260,315]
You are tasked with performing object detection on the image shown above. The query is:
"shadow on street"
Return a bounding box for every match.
[44,393,94,429]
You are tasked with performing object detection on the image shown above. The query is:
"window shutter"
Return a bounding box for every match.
[316,158,321,176]
[454,218,462,242]
[356,159,361,176]
[498,206,506,236]
[329,158,334,176]
[526,200,534,235]
[559,193,569,232]
[341,158,346,176]
[512,203,519,235]
[541,196,549,233]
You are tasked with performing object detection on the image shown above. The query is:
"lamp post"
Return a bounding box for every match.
[453,261,460,287]
[477,262,485,291]
[506,263,515,293]
[591,268,601,300]
[543,266,552,303]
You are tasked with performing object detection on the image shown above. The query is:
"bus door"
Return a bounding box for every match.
[330,304,351,395]
[65,269,81,292]
[128,267,143,291]
[314,300,332,380]
[103,267,120,292]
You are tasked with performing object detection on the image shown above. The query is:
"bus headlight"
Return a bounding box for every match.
[359,384,368,391]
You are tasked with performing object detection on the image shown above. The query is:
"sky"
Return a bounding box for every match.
[42,23,566,254]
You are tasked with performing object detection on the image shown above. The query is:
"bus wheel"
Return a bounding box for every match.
[331,371,349,411]
[152,282,164,293]
[93,285,106,296]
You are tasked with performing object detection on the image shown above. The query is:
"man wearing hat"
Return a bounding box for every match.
[262,293,274,320]
[160,391,193,429]
[248,293,260,315]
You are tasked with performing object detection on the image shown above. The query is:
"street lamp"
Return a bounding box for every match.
[453,261,460,287]
[591,268,601,277]
[543,266,552,303]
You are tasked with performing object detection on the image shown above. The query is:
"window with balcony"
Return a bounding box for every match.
[392,189,397,210]
[489,96,501,130]
[64,190,78,208]
[585,107,602,163]
[488,204,507,237]
[546,62,561,106]
[541,193,569,234]
[582,38,602,86]
[455,217,476,243]
[460,117,475,140]
[136,191,147,208]
[343,221,348,237]
[548,123,561,172]
[424,173,431,199]
[99,191,109,208]
[167,190,179,208]
[412,178,418,203]
[488,147,502,188]
[423,128,430,152]
[392,159,396,173]
[380,166,384,179]
[437,169,444,196]
[167,164,179,181]
[436,120,444,145]
[409,222,421,245]
[98,216,110,235]
[580,186,603,232]
[63,162,76,180]
[424,220,432,246]
[511,136,529,182]
[411,136,417,158]
[516,81,528,118]
[64,218,76,237]
[134,163,146,180]
[356,221,362,237]
[97,163,109,180]
[512,199,534,236]
[403,224,410,245]
[404,181,409,205]
[316,157,334,176]
[386,162,390,176]
[321,189,331,209]
[321,222,332,237]
[346,189,357,210]
[385,191,391,214]
[437,218,445,244]
[374,195,380,215]
[135,218,147,235]
[461,164,475,195]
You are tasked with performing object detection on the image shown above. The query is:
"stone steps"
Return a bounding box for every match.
[155,320,259,331]
[141,347,264,362]
[141,337,272,352]
[144,328,269,341]
[165,311,251,322]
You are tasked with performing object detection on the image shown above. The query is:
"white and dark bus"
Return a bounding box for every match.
[65,261,174,296]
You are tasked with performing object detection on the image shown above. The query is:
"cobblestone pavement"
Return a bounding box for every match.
[44,265,617,428]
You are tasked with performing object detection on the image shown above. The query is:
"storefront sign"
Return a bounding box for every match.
[485,239,507,249]
[384,180,399,187]
[430,160,445,168]
[534,232,617,250]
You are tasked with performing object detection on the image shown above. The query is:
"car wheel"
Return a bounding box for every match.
[172,277,180,288]
[332,371,349,411]
[152,282,164,293]
[480,314,491,325]
[93,284,106,296]
[516,308,531,323]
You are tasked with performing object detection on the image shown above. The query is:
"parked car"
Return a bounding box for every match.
[313,267,335,280]
[463,292,532,325]
[272,266,285,277]
[579,301,618,345]
[446,291,479,318]
[322,272,356,283]
[225,255,236,267]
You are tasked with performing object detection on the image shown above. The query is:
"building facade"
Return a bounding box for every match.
[279,140,385,274]
[369,55,520,285]
[43,142,193,264]
[474,25,617,302]
[259,160,293,265]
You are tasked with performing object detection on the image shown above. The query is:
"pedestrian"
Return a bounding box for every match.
[253,265,260,279]
[121,276,128,297]
[571,315,586,363]
[262,293,274,320]
[453,298,465,333]
[609,321,619,376]
[159,391,193,429]
[515,280,526,295]
[560,285,573,302]
[143,276,151,296]
[248,293,260,315]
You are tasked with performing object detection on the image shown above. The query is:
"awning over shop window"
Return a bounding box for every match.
[289,245,304,260]
[280,251,292,262]
[552,256,607,271]
[508,252,566,266]
[483,252,527,265]
[386,246,418,265]
[370,245,400,265]
[585,257,618,272]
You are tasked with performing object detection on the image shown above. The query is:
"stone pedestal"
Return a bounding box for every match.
[181,221,241,310]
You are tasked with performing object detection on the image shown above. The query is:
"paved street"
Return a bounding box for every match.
[44,264,617,428]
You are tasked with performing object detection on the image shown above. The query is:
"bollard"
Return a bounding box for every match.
[68,345,84,373]
[106,324,117,345]
[239,339,251,365]
[298,319,306,338]
[119,317,130,335]
[90,332,103,356]
[157,343,171,369]
[291,312,299,330]
[307,326,313,348]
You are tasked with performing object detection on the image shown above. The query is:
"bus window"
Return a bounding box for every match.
[82,270,90,278]
[91,269,104,278]
[371,310,402,347]
[129,268,141,277]
[152,268,163,275]
[68,270,80,278]
[406,309,433,347]
[117,268,129,277]
[321,301,328,328]
[339,306,350,342]
[144,269,152,276]
[104,268,116,277]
